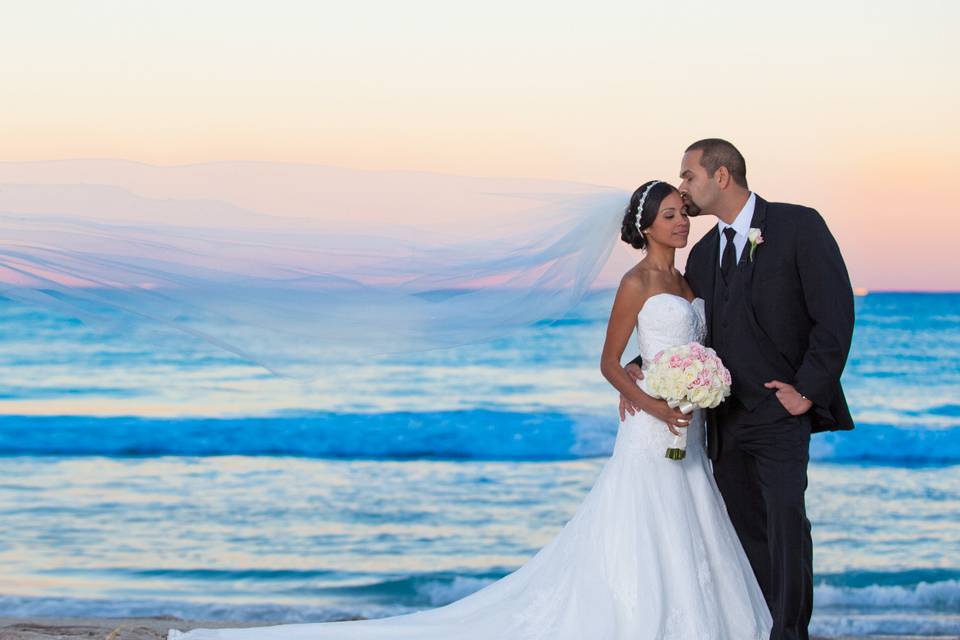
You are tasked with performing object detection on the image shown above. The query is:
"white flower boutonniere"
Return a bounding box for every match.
[748,228,764,261]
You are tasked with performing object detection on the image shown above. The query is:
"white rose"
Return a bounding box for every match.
[689,386,709,406]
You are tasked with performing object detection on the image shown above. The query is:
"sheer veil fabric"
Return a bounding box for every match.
[1,161,774,637]
[0,160,628,378]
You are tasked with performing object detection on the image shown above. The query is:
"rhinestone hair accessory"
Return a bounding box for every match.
[634,180,662,233]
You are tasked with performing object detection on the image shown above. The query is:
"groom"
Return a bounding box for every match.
[622,139,855,640]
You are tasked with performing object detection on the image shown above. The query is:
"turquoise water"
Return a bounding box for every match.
[0,291,958,636]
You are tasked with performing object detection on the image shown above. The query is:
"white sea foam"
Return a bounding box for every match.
[810,612,960,636]
[415,576,496,606]
[815,578,960,610]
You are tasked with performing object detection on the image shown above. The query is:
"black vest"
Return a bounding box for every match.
[711,243,792,424]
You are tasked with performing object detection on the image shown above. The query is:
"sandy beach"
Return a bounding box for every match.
[0,616,951,640]
[0,616,322,640]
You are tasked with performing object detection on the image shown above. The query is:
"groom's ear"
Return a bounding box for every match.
[714,165,732,190]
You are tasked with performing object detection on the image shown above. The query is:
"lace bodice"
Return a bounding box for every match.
[615,293,708,460]
[635,293,707,366]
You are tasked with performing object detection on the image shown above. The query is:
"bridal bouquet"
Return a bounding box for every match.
[647,342,732,460]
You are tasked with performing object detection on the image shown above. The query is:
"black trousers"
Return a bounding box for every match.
[712,399,814,640]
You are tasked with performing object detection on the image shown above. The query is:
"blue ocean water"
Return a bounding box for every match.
[0,291,958,636]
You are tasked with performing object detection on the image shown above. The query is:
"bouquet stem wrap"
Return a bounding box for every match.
[665,399,695,460]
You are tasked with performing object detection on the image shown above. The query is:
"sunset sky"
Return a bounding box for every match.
[2,0,957,290]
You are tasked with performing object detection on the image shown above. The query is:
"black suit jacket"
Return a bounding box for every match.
[631,194,855,443]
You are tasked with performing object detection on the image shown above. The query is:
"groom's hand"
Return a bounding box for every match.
[764,380,813,416]
[619,363,645,420]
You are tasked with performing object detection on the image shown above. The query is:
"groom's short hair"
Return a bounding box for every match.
[686,138,748,189]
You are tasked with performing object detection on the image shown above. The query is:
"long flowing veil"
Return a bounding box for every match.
[0,160,628,380]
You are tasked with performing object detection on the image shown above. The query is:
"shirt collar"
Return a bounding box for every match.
[717,192,755,238]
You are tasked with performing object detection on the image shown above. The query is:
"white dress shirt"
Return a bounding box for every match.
[717,192,756,266]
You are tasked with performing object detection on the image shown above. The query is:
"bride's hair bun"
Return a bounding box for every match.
[620,181,677,250]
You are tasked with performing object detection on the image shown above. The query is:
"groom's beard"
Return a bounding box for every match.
[681,194,704,217]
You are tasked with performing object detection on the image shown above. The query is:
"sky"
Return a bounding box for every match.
[1,0,958,290]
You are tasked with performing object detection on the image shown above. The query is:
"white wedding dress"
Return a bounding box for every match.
[168,293,772,640]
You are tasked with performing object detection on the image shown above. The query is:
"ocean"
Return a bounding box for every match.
[0,291,957,636]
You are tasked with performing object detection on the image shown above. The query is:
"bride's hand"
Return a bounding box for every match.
[645,400,690,436]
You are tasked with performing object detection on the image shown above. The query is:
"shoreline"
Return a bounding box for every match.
[0,616,952,640]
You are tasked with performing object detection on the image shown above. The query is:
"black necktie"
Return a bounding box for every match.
[720,227,737,283]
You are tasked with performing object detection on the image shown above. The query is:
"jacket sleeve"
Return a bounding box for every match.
[793,209,855,408]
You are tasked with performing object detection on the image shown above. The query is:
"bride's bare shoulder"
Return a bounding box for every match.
[620,267,652,292]
[621,265,673,293]
[616,267,663,310]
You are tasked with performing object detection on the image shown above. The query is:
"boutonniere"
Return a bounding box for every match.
[748,228,765,261]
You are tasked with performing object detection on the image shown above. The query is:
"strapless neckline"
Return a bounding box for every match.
[638,292,703,317]
[635,292,707,368]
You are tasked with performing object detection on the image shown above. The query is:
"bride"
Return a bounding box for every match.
[167,180,772,640]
